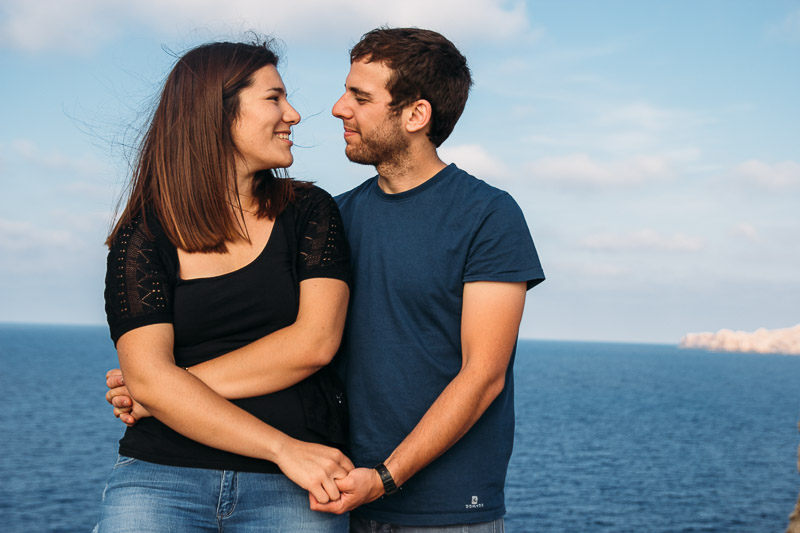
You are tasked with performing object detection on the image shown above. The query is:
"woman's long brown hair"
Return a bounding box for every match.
[106,40,297,253]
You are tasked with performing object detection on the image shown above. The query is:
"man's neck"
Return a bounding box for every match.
[376,151,447,195]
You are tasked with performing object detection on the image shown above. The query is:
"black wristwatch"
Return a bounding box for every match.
[374,462,399,496]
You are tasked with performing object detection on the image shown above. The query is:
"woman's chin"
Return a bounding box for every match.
[274,156,294,169]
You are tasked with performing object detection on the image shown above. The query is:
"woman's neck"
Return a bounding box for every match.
[231,175,258,213]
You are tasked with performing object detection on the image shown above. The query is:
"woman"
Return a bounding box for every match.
[96,39,352,532]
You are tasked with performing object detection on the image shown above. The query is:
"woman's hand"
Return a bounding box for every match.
[105,368,151,426]
[274,437,354,504]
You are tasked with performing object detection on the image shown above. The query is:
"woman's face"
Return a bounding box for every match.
[231,64,300,178]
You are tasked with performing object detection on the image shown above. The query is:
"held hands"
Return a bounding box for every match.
[274,437,355,505]
[105,368,151,426]
[309,467,386,514]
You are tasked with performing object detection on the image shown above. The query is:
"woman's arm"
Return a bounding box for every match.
[116,322,352,503]
[190,277,348,399]
[107,277,348,420]
[108,275,346,398]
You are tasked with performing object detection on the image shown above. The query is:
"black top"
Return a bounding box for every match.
[104,184,351,473]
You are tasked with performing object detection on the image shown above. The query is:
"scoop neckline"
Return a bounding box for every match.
[176,216,280,284]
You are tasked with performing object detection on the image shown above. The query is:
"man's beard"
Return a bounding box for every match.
[345,114,410,168]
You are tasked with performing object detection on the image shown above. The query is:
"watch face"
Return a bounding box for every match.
[375,463,398,495]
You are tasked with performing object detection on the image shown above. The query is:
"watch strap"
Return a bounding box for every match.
[374,462,399,496]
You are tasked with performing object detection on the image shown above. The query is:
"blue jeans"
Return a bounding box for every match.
[94,455,348,532]
[349,515,504,533]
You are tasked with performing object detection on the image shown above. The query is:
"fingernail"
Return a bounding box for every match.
[122,399,130,406]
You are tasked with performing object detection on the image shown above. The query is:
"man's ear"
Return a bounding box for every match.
[404,99,432,134]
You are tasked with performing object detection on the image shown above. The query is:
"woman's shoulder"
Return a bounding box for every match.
[292,180,334,202]
[108,207,172,255]
[291,181,340,214]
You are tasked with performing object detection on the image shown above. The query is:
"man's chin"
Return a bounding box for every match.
[345,148,377,166]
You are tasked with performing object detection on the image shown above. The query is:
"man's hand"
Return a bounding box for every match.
[105,368,151,426]
[308,467,385,514]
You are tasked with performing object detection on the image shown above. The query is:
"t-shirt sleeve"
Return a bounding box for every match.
[463,192,545,290]
[104,214,175,345]
[295,186,352,284]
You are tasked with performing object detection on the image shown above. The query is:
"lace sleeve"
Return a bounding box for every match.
[104,214,175,344]
[294,185,351,284]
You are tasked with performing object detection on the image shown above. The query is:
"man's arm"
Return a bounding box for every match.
[310,280,527,513]
[107,277,348,423]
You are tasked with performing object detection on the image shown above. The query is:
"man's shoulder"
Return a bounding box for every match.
[445,165,518,209]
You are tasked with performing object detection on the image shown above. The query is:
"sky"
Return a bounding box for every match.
[1,0,798,344]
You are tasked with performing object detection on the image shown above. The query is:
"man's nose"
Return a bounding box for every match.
[332,95,349,118]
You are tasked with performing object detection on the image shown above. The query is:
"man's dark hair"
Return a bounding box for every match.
[350,27,472,147]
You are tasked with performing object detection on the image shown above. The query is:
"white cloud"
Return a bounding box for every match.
[600,102,710,135]
[734,159,800,190]
[0,219,80,250]
[520,98,706,160]
[731,223,758,242]
[48,209,115,234]
[534,42,625,68]
[1,0,532,53]
[10,139,35,158]
[510,105,537,117]
[0,0,116,53]
[10,139,110,177]
[439,143,511,181]
[685,163,722,175]
[581,229,705,252]
[497,57,531,75]
[523,134,573,147]
[591,102,710,154]
[578,262,633,277]
[597,131,655,153]
[603,102,675,131]
[526,153,671,186]
[61,181,117,202]
[0,218,102,274]
[769,8,800,42]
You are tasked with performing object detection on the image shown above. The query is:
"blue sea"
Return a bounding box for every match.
[1,324,799,532]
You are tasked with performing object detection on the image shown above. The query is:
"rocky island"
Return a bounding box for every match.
[680,324,800,355]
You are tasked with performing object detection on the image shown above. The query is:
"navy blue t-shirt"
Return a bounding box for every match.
[336,164,544,525]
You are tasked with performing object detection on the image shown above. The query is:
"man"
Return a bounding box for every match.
[310,28,545,530]
[107,27,544,531]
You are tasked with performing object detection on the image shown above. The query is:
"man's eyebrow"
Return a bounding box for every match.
[347,86,372,99]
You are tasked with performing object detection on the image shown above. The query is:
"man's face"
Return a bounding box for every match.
[332,60,409,167]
